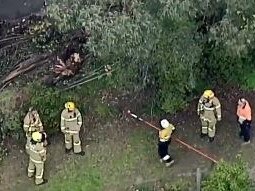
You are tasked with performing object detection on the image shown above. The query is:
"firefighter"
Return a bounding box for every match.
[237,98,252,145]
[60,102,85,155]
[197,90,221,142]
[23,107,44,153]
[158,119,175,167]
[28,132,47,185]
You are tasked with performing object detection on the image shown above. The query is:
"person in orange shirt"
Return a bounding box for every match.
[236,98,252,145]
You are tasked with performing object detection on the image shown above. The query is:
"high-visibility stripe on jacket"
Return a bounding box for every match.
[29,142,46,163]
[197,96,221,119]
[23,113,43,135]
[60,108,82,133]
[237,101,251,121]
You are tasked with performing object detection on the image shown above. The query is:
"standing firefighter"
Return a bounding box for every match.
[158,119,175,167]
[28,132,47,185]
[237,98,252,145]
[23,108,44,153]
[197,90,221,142]
[60,102,85,155]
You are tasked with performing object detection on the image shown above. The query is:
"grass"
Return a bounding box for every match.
[242,71,255,90]
[27,126,191,191]
[0,89,17,111]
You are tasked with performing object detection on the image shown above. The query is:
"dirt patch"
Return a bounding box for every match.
[0,87,255,191]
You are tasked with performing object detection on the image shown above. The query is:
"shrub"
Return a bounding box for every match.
[0,90,25,139]
[26,83,77,135]
[202,159,253,191]
[27,0,255,114]
[242,71,255,90]
[25,81,116,135]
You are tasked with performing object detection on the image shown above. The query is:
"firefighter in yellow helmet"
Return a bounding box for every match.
[197,90,221,142]
[60,102,85,155]
[28,131,47,185]
[23,107,46,153]
[158,119,175,167]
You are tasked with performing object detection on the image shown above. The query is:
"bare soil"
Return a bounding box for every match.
[0,86,255,191]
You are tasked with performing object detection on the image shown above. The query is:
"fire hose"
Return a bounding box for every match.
[127,110,219,164]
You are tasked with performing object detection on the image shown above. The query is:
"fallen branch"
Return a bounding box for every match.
[0,35,24,43]
[0,39,30,50]
[0,53,51,91]
[62,69,115,91]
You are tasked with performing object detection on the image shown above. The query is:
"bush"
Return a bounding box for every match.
[25,81,116,135]
[202,159,253,191]
[0,90,25,139]
[242,71,255,90]
[27,0,255,115]
[26,83,79,135]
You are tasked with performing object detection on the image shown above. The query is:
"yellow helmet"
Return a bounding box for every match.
[65,102,75,111]
[203,90,214,99]
[32,132,42,142]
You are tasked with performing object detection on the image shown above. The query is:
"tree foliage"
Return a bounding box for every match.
[202,159,253,191]
[38,0,255,113]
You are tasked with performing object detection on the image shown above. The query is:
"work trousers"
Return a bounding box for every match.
[158,140,172,163]
[65,133,81,153]
[239,120,251,142]
[201,118,217,138]
[27,159,44,185]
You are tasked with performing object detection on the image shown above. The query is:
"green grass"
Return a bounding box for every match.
[242,71,255,90]
[34,159,103,191]
[27,127,191,191]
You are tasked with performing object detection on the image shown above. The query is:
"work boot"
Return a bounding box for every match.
[76,151,85,156]
[165,160,174,167]
[209,137,214,142]
[242,140,251,145]
[200,133,206,138]
[37,179,48,186]
[65,148,72,154]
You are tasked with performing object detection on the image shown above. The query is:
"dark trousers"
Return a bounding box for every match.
[239,120,251,142]
[158,140,172,162]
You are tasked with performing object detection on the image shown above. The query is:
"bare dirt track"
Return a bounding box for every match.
[0,87,255,191]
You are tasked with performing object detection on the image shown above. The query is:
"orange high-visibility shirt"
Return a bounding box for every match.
[237,101,252,121]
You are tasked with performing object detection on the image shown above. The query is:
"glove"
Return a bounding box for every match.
[217,116,221,121]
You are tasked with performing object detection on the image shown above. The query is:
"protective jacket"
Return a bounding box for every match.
[23,113,43,137]
[159,124,174,142]
[29,142,46,163]
[60,108,82,133]
[197,96,221,121]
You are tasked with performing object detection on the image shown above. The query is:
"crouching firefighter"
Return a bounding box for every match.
[28,132,47,185]
[158,119,175,167]
[60,102,85,155]
[197,90,221,142]
[23,108,48,153]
